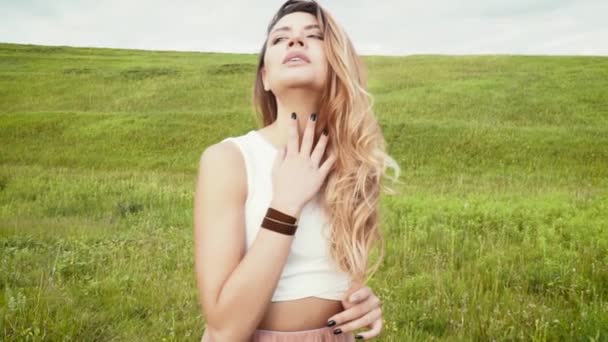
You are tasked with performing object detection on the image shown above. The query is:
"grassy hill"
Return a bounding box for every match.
[1,42,607,341]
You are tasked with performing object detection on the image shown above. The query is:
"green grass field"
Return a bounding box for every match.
[1,42,607,341]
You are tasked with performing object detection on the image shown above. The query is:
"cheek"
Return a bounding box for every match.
[314,48,328,70]
[316,55,329,77]
[265,50,284,76]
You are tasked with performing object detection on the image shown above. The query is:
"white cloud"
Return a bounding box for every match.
[0,0,606,56]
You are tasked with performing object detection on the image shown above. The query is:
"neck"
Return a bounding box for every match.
[267,88,322,147]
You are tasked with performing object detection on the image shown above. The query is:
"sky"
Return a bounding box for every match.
[0,0,606,56]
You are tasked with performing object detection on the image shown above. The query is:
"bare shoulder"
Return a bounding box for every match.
[200,139,243,170]
[197,140,247,199]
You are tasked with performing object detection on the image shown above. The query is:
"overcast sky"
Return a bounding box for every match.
[1,0,606,56]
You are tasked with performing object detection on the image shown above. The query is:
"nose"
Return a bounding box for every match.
[287,34,305,48]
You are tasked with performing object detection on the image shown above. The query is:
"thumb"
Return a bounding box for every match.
[341,295,356,310]
[272,145,285,171]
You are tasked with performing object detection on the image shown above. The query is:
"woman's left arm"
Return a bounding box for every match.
[325,282,383,340]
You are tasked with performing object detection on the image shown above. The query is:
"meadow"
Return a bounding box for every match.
[0,42,607,341]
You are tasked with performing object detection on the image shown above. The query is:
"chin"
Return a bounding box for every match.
[277,78,324,91]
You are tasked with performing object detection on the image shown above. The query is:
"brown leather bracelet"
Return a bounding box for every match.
[266,207,298,224]
[261,207,299,236]
[261,217,298,235]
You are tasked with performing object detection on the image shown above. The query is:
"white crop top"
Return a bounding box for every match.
[220,129,352,302]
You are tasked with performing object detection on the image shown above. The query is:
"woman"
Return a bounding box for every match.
[193,0,401,341]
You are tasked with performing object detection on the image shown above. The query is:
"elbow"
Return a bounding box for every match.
[200,297,256,341]
[203,324,228,342]
[204,323,253,342]
[201,309,229,341]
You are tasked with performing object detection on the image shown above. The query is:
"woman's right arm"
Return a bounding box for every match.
[193,142,302,342]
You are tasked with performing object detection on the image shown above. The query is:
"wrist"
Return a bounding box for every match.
[269,198,302,219]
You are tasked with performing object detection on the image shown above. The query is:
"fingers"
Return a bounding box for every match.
[330,307,382,338]
[327,292,380,332]
[310,128,329,167]
[353,317,383,340]
[318,150,337,178]
[287,112,299,155]
[349,286,372,304]
[273,143,285,164]
[300,112,317,157]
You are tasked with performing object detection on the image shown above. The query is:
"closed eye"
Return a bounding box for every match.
[272,34,324,45]
[272,37,286,45]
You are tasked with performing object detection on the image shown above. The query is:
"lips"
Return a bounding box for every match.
[282,51,311,64]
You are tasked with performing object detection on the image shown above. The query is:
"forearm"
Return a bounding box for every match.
[207,203,300,341]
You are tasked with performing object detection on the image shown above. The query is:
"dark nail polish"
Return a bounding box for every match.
[355,334,364,339]
[310,113,317,121]
[323,128,328,136]
[291,112,297,119]
[333,328,342,335]
[326,320,336,327]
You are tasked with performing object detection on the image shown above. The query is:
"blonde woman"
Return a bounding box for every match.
[194,0,401,341]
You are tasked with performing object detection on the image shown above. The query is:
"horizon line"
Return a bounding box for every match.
[1,41,607,58]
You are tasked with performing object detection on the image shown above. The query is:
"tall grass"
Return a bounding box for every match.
[1,42,607,341]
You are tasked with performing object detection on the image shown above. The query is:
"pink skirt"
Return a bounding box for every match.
[201,325,355,342]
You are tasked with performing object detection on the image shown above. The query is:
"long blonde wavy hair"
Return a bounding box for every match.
[252,0,402,285]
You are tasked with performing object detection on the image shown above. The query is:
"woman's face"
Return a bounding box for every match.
[262,11,328,94]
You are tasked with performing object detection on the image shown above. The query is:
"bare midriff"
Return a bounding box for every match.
[256,297,344,331]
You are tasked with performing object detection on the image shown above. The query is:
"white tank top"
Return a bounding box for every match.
[220,129,352,302]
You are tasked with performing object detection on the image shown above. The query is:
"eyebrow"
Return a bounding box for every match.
[270,24,321,36]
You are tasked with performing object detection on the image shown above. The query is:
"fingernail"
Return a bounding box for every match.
[333,328,342,335]
[350,295,359,302]
[326,320,336,327]
[291,112,297,119]
[310,113,317,121]
[355,334,364,339]
[323,128,328,136]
